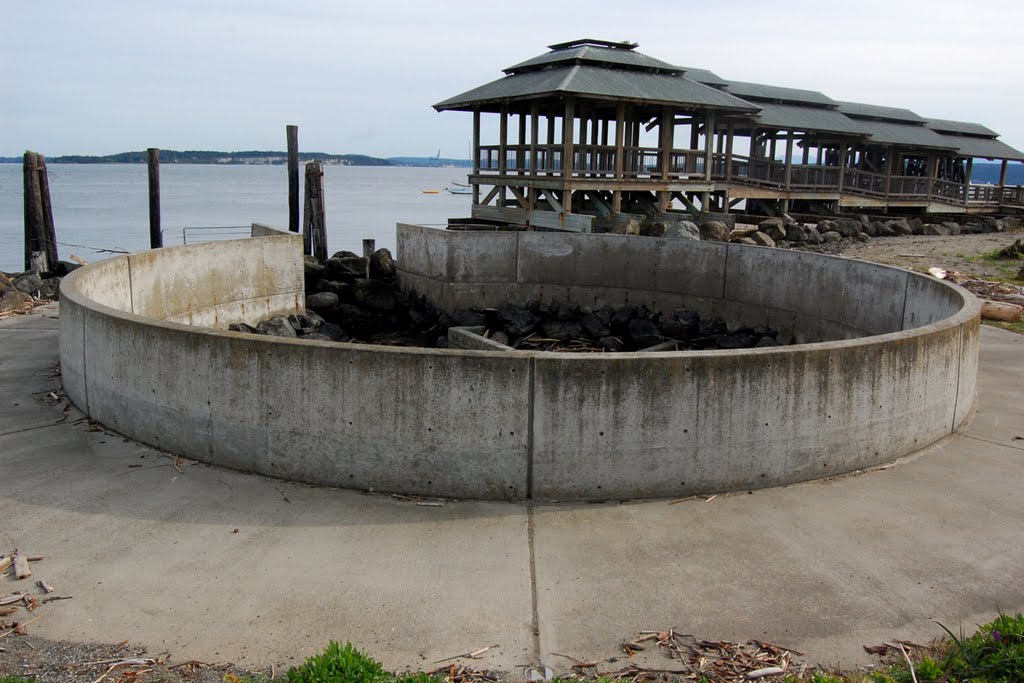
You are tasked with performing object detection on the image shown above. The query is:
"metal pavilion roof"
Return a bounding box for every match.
[503,41,681,75]
[433,64,759,113]
[926,118,1000,138]
[434,41,1024,160]
[749,102,867,136]
[837,101,927,124]
[721,80,835,107]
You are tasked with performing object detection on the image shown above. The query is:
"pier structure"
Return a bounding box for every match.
[435,39,1024,231]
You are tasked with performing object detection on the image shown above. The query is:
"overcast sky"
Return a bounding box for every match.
[4,0,1023,158]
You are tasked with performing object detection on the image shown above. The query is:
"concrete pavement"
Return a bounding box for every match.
[1,306,1021,674]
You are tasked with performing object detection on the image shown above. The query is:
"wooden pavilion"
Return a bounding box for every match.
[434,39,1024,232]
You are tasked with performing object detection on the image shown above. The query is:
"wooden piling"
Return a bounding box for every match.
[23,152,47,272]
[147,148,162,248]
[37,155,58,268]
[287,125,299,232]
[362,239,375,279]
[302,161,327,262]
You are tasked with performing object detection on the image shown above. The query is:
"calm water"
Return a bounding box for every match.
[0,164,472,272]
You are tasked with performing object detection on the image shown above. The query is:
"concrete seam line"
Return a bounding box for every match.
[80,302,90,416]
[721,242,730,301]
[951,322,964,433]
[900,271,910,331]
[0,421,67,438]
[526,501,541,664]
[127,255,135,316]
[960,433,1024,453]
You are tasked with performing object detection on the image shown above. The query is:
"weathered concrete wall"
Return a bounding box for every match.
[60,225,980,501]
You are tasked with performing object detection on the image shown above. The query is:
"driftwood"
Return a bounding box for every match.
[0,557,11,573]
[12,555,31,579]
[981,300,1023,322]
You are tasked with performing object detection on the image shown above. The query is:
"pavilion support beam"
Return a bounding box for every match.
[926,152,938,200]
[499,105,508,206]
[472,110,481,205]
[613,101,625,213]
[481,185,500,207]
[704,110,715,183]
[546,112,555,176]
[837,141,847,195]
[725,121,735,179]
[963,157,973,203]
[801,142,809,166]
[563,97,575,213]
[518,112,527,176]
[529,102,539,210]
[784,131,794,190]
[884,148,893,198]
[999,159,1009,187]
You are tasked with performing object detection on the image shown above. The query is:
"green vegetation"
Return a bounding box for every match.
[0,677,34,683]
[241,615,1024,683]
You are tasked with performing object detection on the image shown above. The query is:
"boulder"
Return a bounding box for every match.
[859,214,873,228]
[51,260,82,277]
[832,218,862,237]
[541,320,584,341]
[698,220,730,242]
[38,277,61,300]
[736,236,758,246]
[0,284,31,314]
[661,308,701,340]
[908,217,925,235]
[287,312,322,335]
[359,287,397,312]
[822,231,842,243]
[301,333,334,342]
[13,272,44,295]
[303,256,326,281]
[580,312,611,339]
[855,232,870,242]
[228,322,259,334]
[664,221,701,240]
[924,223,951,237]
[314,279,353,301]
[942,221,961,236]
[758,218,786,242]
[887,219,913,236]
[451,308,486,327]
[626,318,662,347]
[369,248,396,279]
[784,224,808,243]
[598,336,623,352]
[775,240,791,249]
[498,305,539,338]
[640,219,666,237]
[781,213,798,227]
[306,291,339,311]
[749,231,776,248]
[608,218,641,235]
[877,224,897,238]
[805,226,823,244]
[256,315,297,338]
[319,322,350,342]
[330,250,359,259]
[324,256,366,281]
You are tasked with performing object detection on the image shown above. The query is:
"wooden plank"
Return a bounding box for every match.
[471,204,593,233]
[287,125,299,233]
[499,105,508,206]
[12,555,30,580]
[704,110,715,182]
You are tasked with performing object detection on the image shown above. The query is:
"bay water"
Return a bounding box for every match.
[0,164,472,272]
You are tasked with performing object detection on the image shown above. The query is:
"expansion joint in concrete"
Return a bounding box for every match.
[960,433,1024,453]
[0,421,65,438]
[526,501,541,665]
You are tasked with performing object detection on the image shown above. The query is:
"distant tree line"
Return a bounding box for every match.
[36,150,394,166]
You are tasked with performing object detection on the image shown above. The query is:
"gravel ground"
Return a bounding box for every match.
[0,633,281,682]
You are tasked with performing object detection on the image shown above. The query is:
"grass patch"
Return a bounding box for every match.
[984,319,1024,335]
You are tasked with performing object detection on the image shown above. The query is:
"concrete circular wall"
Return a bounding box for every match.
[59,225,980,501]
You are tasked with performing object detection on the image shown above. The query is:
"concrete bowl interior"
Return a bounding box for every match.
[58,223,980,501]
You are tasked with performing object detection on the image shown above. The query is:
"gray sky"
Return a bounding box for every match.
[4,0,1023,158]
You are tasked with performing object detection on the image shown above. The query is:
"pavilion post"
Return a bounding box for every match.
[562,97,575,213]
[963,157,973,203]
[518,112,527,177]
[784,131,794,190]
[472,110,481,205]
[999,159,1008,187]
[498,105,508,207]
[612,101,625,213]
[529,102,539,209]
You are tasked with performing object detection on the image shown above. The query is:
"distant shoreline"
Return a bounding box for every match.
[0,151,472,167]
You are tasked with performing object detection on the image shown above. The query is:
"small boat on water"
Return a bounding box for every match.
[450,180,470,188]
[421,189,440,194]
[445,186,472,195]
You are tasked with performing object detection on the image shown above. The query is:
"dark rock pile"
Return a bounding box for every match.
[0,261,79,315]
[237,249,782,352]
[231,248,451,347]
[457,301,781,352]
[733,213,1008,252]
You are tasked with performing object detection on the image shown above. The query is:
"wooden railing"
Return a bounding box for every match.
[477,144,1024,208]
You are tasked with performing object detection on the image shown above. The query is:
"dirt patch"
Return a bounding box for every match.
[835,228,1024,281]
